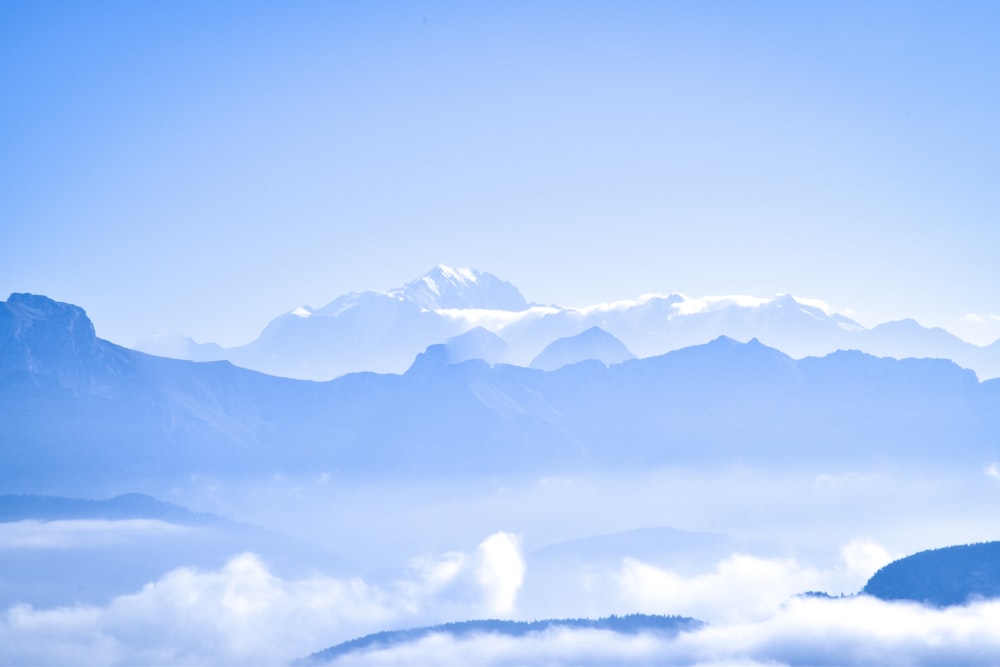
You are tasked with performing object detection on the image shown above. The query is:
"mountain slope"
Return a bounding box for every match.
[530,326,635,371]
[131,269,1000,381]
[863,542,1000,606]
[217,266,527,379]
[397,264,528,311]
[3,294,999,494]
[299,615,701,665]
[0,492,220,524]
[443,326,509,365]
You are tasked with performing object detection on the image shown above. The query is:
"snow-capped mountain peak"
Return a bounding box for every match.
[396,266,529,311]
[433,264,479,285]
[128,267,1000,382]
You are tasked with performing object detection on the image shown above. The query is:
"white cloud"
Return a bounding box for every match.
[617,554,822,624]
[615,541,893,625]
[964,312,1000,324]
[434,306,560,332]
[576,293,672,314]
[0,531,527,666]
[475,532,525,616]
[839,539,893,582]
[0,536,979,667]
[410,551,468,591]
[670,295,771,316]
[985,462,1000,480]
[0,553,383,666]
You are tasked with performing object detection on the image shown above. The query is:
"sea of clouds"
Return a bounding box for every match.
[2,528,997,666]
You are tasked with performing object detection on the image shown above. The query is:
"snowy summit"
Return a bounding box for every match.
[396,265,529,312]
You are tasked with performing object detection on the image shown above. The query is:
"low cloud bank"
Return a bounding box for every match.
[0,531,524,666]
[320,597,1000,666]
[617,539,891,624]
[0,519,191,549]
[4,534,990,667]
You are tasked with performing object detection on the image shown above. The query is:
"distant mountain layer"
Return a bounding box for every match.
[2,293,999,492]
[299,614,701,665]
[129,266,1000,381]
[528,526,783,570]
[0,492,358,608]
[530,326,635,371]
[443,326,509,365]
[0,493,219,524]
[864,542,1000,606]
[174,266,533,379]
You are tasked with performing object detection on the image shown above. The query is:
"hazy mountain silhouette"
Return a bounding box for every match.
[530,326,635,371]
[206,266,528,379]
[298,614,702,665]
[0,492,220,524]
[863,542,1000,606]
[443,326,509,365]
[528,526,784,572]
[130,268,1000,381]
[0,492,357,607]
[3,293,999,494]
[398,265,528,311]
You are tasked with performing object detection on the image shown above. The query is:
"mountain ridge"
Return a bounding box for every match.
[863,541,1000,606]
[119,267,1000,381]
[530,326,635,371]
[298,614,702,665]
[2,293,998,495]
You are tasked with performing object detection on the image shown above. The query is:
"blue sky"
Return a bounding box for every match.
[2,1,999,347]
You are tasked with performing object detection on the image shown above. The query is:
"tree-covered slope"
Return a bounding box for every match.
[298,614,701,665]
[864,542,1000,606]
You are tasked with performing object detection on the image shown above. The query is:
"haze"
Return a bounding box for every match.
[3,1,999,347]
[3,3,1000,666]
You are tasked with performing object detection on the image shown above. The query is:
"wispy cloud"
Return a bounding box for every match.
[2,535,975,667]
[963,313,1000,324]
[0,520,192,549]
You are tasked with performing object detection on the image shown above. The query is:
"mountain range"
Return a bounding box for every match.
[3,292,998,495]
[135,265,1000,382]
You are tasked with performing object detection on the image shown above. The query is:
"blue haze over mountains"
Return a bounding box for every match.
[3,288,998,493]
[5,272,1000,665]
[136,266,1000,382]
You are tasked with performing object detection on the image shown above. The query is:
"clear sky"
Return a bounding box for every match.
[2,1,999,347]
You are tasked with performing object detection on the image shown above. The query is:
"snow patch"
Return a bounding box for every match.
[792,296,836,315]
[421,276,441,296]
[437,265,479,285]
